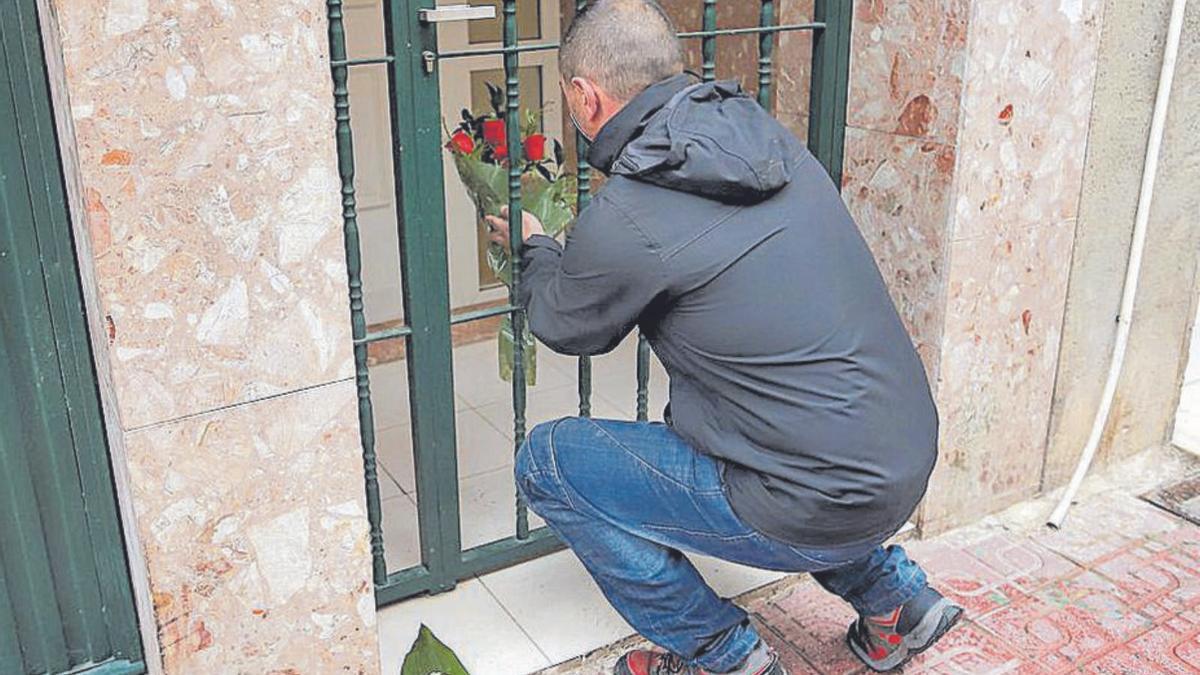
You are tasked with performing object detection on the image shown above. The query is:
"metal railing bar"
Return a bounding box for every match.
[757,0,777,109]
[701,0,717,81]
[326,0,388,588]
[501,0,533,543]
[354,325,413,345]
[575,0,594,419]
[332,55,396,67]
[450,303,518,325]
[432,22,824,61]
[636,334,651,421]
[459,528,564,577]
[374,565,434,607]
[678,22,824,39]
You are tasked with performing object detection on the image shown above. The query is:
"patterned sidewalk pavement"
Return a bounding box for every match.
[544,448,1200,674]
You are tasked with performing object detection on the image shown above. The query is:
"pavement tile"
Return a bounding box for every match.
[975,571,1152,673]
[1092,540,1200,620]
[1080,614,1200,674]
[751,616,824,675]
[962,532,1082,594]
[906,541,1024,618]
[902,620,1022,674]
[759,584,865,675]
[1033,494,1179,566]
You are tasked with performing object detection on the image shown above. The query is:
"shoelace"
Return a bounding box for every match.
[651,653,693,675]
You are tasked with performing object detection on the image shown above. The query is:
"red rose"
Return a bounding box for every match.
[493,143,508,160]
[482,119,506,147]
[523,134,547,161]
[447,130,474,154]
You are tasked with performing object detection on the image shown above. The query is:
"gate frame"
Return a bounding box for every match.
[326,0,853,607]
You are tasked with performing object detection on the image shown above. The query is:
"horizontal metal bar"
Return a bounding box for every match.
[436,42,561,59]
[459,527,564,577]
[354,325,413,345]
[678,22,825,39]
[434,22,824,61]
[331,55,395,67]
[374,565,435,607]
[450,303,517,325]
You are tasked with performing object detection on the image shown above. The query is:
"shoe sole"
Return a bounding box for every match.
[846,599,964,672]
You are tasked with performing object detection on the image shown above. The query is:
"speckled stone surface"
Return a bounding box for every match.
[842,127,955,380]
[124,381,377,674]
[46,1,379,672]
[53,0,354,429]
[926,0,1104,532]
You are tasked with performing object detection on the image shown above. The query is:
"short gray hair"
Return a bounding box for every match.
[559,0,684,102]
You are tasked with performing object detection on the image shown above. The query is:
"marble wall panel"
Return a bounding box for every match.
[847,0,969,142]
[950,0,1104,239]
[776,0,815,141]
[123,381,377,674]
[842,127,955,381]
[52,0,355,429]
[925,218,1078,531]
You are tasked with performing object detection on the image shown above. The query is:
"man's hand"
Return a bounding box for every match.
[486,206,545,250]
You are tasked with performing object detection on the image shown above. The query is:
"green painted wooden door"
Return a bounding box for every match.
[0,3,145,673]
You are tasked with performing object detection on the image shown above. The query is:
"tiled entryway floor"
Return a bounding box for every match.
[369,332,669,571]
[541,448,1200,675]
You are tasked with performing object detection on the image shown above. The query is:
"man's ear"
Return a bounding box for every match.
[571,77,603,123]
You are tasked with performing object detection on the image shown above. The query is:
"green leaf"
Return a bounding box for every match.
[400,625,470,675]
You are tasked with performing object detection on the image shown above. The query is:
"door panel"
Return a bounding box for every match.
[0,2,144,672]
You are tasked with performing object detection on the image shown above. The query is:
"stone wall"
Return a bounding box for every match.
[922,0,1106,532]
[45,1,378,672]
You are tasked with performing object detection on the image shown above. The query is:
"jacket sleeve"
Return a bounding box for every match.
[516,199,667,356]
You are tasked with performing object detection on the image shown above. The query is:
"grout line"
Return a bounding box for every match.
[124,376,355,433]
[477,573,555,665]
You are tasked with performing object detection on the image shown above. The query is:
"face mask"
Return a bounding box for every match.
[569,109,594,144]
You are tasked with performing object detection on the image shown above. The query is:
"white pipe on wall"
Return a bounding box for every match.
[1048,0,1189,528]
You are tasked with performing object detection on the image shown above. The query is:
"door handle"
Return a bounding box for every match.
[418,4,497,23]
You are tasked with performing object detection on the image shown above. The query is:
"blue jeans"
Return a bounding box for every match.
[515,417,927,673]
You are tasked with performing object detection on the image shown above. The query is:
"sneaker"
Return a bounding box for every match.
[846,586,964,672]
[613,640,785,675]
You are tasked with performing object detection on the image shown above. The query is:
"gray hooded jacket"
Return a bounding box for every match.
[518,74,938,547]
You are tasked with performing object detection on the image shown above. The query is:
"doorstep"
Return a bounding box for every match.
[376,524,915,675]
[377,550,790,675]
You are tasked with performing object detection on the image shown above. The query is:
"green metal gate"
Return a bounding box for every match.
[326,0,852,606]
[0,2,145,673]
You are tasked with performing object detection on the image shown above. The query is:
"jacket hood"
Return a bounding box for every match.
[588,75,795,204]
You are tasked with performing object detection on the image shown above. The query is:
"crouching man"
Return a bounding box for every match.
[486,1,963,672]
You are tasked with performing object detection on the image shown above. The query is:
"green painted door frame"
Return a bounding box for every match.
[0,2,145,674]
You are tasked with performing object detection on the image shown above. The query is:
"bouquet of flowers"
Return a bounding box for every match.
[445,83,578,385]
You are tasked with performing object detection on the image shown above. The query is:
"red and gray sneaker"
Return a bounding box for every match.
[614,641,785,675]
[846,586,964,672]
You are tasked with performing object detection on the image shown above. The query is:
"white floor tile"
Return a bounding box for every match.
[459,465,546,549]
[369,359,411,429]
[454,339,575,410]
[474,384,629,439]
[690,555,789,598]
[376,423,416,494]
[479,550,636,665]
[376,408,517,497]
[380,494,421,573]
[377,578,551,675]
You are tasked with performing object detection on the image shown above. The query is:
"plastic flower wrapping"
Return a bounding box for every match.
[445,83,578,384]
